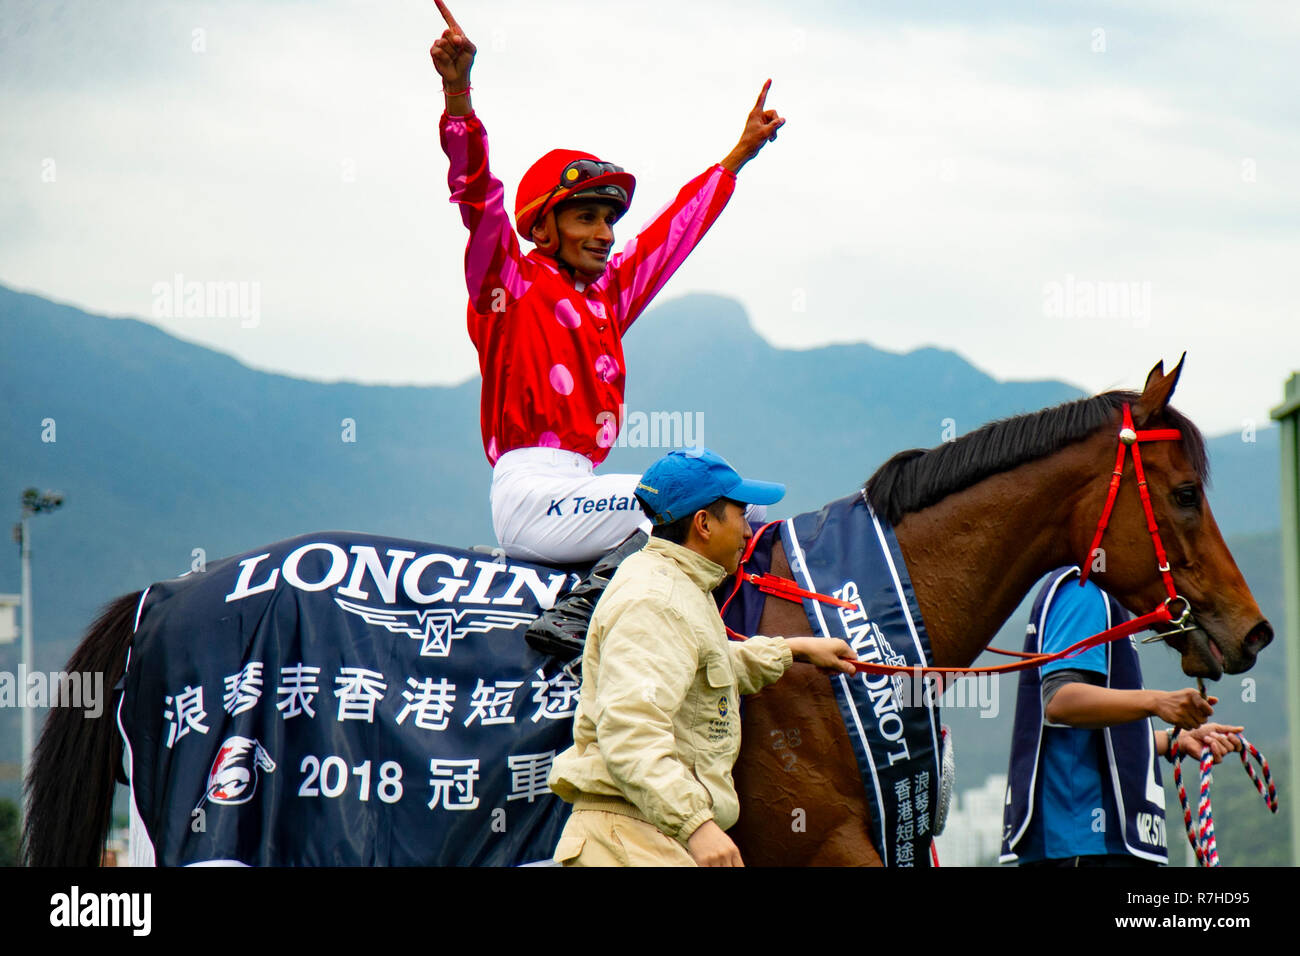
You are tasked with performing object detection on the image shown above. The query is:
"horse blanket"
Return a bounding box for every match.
[723,494,942,866]
[118,532,579,866]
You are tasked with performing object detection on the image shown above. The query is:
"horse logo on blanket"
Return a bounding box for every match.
[197,736,277,808]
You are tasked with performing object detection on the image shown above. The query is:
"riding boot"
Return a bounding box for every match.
[525,529,649,661]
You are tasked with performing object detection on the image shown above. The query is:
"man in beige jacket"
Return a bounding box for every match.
[548,448,857,866]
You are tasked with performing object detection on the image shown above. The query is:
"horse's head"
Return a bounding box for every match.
[1078,357,1272,678]
[253,740,277,773]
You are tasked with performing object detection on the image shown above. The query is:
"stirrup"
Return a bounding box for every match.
[525,529,649,661]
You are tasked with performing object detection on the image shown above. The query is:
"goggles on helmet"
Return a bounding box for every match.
[560,159,626,189]
[538,160,629,218]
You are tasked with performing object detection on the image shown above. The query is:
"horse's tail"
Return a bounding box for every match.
[22,591,140,867]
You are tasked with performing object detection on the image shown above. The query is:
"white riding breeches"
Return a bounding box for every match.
[490,448,651,564]
[490,447,770,565]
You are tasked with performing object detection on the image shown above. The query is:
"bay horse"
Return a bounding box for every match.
[22,358,1270,866]
[730,357,1271,865]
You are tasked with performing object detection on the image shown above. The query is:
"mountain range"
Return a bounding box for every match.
[0,284,1288,861]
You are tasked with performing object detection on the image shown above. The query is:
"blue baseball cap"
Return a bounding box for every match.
[634,448,785,525]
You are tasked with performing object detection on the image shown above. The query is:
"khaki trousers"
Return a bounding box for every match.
[553,809,697,867]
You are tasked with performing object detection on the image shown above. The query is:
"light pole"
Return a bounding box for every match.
[15,488,64,820]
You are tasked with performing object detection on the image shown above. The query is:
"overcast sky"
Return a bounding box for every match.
[3,0,1297,436]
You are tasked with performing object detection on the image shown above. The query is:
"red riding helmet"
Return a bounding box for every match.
[515,149,636,241]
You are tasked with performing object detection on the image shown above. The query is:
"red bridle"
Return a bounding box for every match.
[721,403,1196,676]
[1078,403,1185,607]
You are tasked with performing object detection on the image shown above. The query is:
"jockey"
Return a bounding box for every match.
[430,1,784,572]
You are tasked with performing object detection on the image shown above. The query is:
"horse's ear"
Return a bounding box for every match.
[1134,353,1186,424]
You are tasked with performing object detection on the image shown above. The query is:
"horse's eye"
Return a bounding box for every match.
[1174,486,1199,509]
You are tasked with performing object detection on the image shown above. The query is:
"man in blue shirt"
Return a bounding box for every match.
[1001,567,1244,866]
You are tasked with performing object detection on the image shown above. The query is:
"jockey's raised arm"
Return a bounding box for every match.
[721,79,785,174]
[430,0,474,115]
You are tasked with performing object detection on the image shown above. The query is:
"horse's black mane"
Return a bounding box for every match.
[864,391,1209,526]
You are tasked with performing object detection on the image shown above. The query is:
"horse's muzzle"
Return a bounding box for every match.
[1237,620,1273,670]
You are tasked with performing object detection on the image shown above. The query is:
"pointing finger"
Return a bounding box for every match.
[754,78,771,111]
[434,0,466,38]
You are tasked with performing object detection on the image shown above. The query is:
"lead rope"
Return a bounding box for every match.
[1170,731,1277,867]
